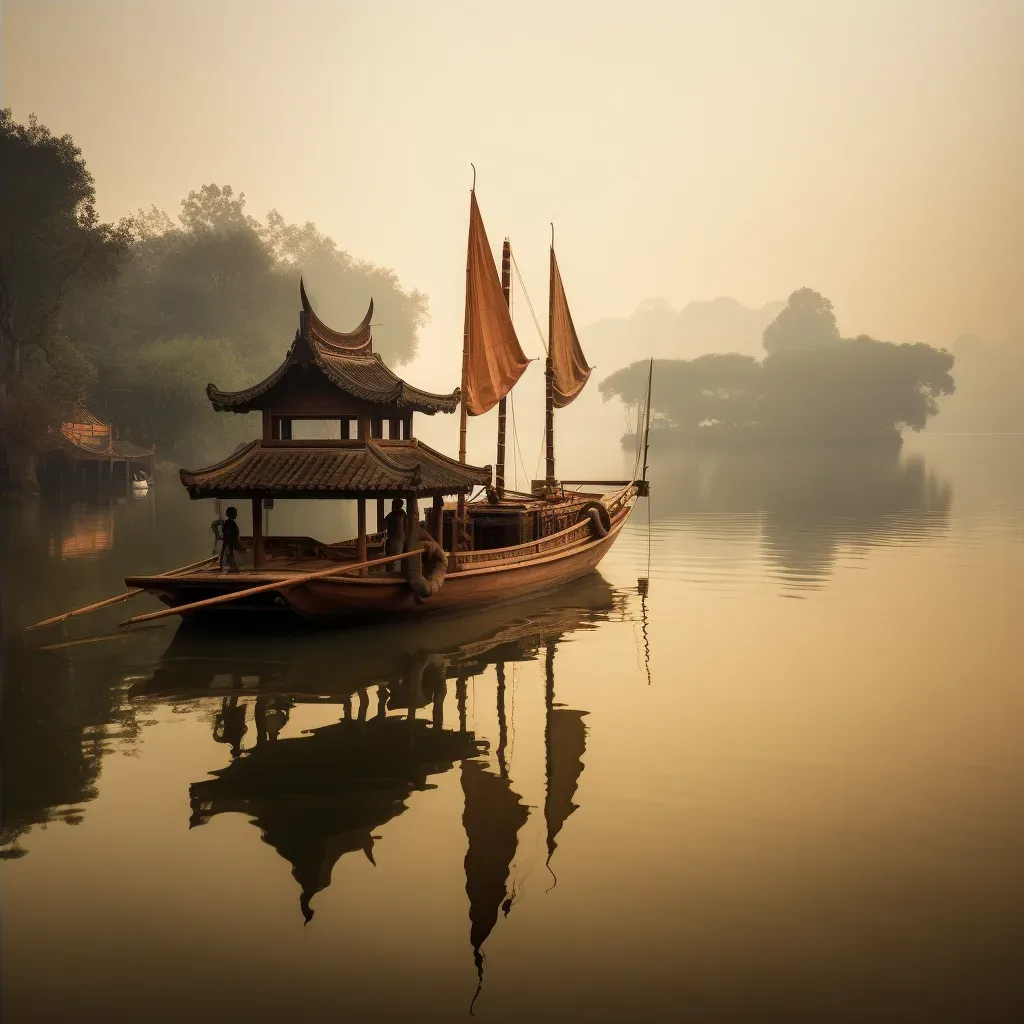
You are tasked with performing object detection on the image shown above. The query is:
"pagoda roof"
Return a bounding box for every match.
[52,434,154,460]
[180,438,491,499]
[206,281,461,416]
[50,405,154,459]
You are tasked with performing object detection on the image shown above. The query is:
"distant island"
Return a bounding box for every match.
[600,288,956,449]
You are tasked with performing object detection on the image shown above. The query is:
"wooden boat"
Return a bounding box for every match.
[121,184,652,626]
[130,572,623,701]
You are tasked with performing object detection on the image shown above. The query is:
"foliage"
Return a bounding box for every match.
[601,315,955,446]
[98,336,256,463]
[762,287,840,355]
[0,109,131,468]
[1,109,430,475]
[62,183,430,461]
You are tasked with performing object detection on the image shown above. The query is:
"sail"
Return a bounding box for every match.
[461,758,529,984]
[544,708,588,866]
[543,641,588,868]
[548,249,592,408]
[462,193,531,416]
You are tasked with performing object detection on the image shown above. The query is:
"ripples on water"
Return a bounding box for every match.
[2,435,1023,1022]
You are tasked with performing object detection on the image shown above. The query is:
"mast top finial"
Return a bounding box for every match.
[471,163,476,191]
[550,222,554,248]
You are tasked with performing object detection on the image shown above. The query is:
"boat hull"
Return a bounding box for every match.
[125,499,634,627]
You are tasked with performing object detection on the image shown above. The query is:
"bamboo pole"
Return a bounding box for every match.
[496,238,511,497]
[24,555,219,631]
[641,357,654,482]
[545,242,556,484]
[119,549,422,627]
[36,624,168,652]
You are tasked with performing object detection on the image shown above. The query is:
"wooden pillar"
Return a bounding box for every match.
[251,498,264,569]
[125,459,132,496]
[431,495,443,543]
[356,499,367,567]
[404,491,419,551]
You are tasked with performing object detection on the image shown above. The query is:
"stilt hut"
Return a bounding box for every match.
[41,405,155,491]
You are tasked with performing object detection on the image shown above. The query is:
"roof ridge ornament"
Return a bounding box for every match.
[299,278,374,356]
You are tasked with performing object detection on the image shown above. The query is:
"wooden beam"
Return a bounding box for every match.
[356,499,367,567]
[251,498,264,569]
[25,555,218,631]
[119,549,422,627]
[431,494,443,542]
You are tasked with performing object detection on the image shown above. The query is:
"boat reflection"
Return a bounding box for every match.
[134,572,624,702]
[158,574,622,1001]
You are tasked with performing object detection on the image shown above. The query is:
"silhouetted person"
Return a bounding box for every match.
[213,696,247,759]
[219,506,243,572]
[254,695,291,745]
[384,498,407,572]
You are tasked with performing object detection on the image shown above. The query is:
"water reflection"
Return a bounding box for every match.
[191,702,483,923]
[133,576,624,998]
[0,648,141,860]
[649,447,952,591]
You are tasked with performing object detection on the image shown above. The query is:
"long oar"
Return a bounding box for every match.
[36,624,169,652]
[24,555,218,632]
[119,549,421,628]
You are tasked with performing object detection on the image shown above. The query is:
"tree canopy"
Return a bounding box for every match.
[0,109,130,460]
[1,112,431,484]
[762,287,840,355]
[601,301,955,447]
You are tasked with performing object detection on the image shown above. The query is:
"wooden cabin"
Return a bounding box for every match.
[39,405,155,491]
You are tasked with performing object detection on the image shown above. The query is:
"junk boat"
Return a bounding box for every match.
[119,186,651,625]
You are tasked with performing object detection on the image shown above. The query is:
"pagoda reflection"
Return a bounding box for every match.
[168,574,623,985]
[191,706,482,922]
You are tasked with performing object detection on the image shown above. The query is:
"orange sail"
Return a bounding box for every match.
[462,193,531,416]
[549,248,592,408]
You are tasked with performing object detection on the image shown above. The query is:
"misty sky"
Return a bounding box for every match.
[4,0,1022,388]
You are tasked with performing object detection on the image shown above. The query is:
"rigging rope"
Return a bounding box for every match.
[510,252,548,356]
[509,390,530,489]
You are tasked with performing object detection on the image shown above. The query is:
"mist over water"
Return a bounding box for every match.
[3,433,1022,1022]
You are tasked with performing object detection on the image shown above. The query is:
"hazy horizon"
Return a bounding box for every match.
[5,0,1022,394]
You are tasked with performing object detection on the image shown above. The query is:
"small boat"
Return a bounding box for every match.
[122,184,652,626]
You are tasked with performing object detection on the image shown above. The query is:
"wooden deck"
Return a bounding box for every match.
[123,485,639,625]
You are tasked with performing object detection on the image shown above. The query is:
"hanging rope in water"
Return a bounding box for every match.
[510,252,548,356]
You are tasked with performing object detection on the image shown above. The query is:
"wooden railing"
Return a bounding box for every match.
[455,485,637,570]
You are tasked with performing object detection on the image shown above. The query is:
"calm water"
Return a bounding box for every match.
[3,434,1023,1022]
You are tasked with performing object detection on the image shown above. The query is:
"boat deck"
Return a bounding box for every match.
[130,554,397,587]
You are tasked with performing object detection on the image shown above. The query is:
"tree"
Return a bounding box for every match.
[601,303,955,448]
[600,353,761,437]
[0,110,132,490]
[758,336,954,442]
[62,185,430,461]
[0,110,130,403]
[762,287,840,355]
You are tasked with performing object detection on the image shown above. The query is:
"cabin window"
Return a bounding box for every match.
[291,420,342,441]
[339,417,358,440]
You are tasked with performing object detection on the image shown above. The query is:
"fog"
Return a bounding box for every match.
[7,1,1022,344]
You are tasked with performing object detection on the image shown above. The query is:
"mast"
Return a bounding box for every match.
[496,240,511,497]
[545,233,556,484]
[456,173,475,564]
[641,357,653,482]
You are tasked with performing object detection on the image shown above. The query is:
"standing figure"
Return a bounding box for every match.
[383,498,407,573]
[219,505,244,573]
